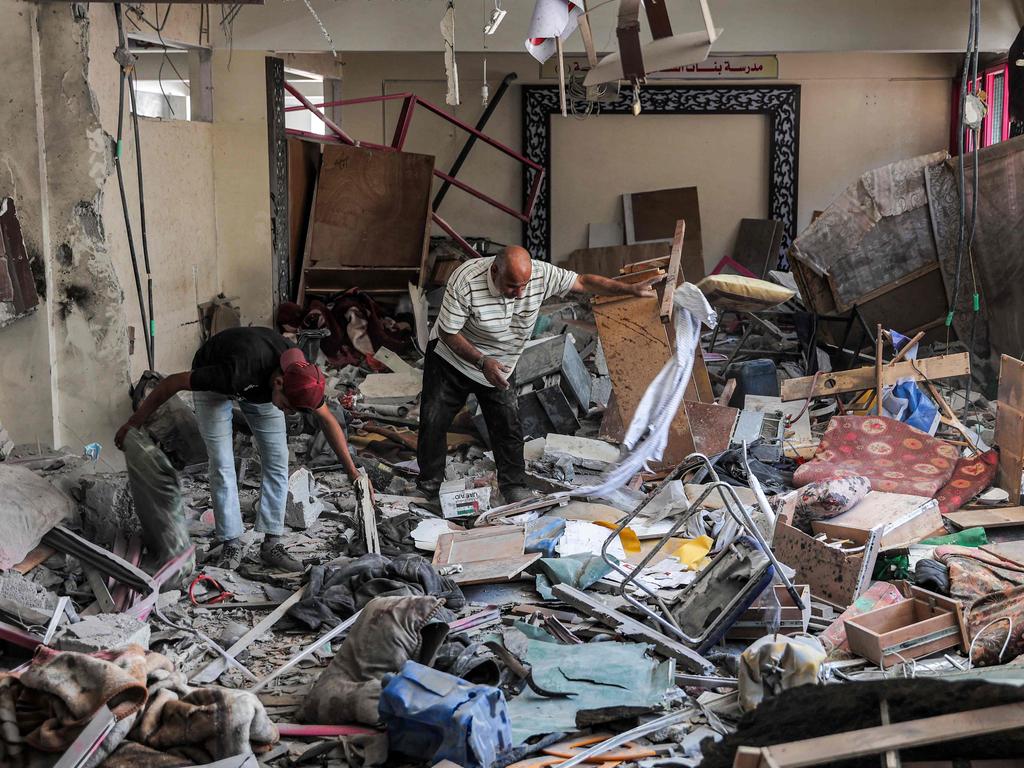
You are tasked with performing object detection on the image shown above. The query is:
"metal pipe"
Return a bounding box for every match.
[433,72,517,211]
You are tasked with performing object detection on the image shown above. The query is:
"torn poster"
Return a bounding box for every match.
[441,1,461,106]
[525,0,582,64]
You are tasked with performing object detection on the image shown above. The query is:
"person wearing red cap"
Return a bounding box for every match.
[114,327,360,572]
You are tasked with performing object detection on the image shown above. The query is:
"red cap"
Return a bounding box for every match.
[280,348,326,410]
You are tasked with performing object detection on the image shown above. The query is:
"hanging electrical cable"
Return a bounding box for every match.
[126,62,157,369]
[113,4,154,371]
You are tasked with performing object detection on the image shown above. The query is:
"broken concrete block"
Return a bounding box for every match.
[0,571,58,625]
[57,613,151,652]
[285,468,325,529]
[0,463,76,570]
[77,472,141,547]
[542,434,619,471]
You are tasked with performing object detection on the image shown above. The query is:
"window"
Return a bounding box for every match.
[952,62,1010,153]
[128,38,213,123]
[284,69,327,136]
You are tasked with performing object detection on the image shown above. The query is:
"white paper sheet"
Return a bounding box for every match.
[524,0,583,63]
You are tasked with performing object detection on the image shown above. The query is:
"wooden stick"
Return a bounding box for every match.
[875,324,884,415]
[660,219,685,324]
[888,331,926,366]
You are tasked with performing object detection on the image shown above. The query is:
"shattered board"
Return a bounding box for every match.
[507,638,674,744]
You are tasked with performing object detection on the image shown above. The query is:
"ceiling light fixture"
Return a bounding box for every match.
[484,0,507,35]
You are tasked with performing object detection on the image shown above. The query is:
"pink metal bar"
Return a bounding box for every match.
[276,724,380,738]
[283,81,356,145]
[432,212,478,260]
[390,94,417,150]
[433,169,530,222]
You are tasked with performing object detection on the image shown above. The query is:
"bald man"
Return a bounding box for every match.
[417,245,657,504]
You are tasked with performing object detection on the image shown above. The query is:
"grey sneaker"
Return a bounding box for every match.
[261,542,304,573]
[216,542,244,571]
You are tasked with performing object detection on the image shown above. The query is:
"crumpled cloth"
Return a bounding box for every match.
[300,596,450,726]
[288,553,465,631]
[0,645,277,768]
[738,635,826,712]
[934,544,1024,666]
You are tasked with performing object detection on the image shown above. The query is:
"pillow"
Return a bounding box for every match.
[792,475,871,533]
[697,274,796,312]
[933,449,998,515]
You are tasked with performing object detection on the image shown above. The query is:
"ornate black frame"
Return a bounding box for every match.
[521,84,801,264]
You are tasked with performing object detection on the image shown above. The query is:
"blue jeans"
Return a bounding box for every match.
[193,392,289,542]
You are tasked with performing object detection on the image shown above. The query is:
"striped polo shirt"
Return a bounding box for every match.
[431,256,578,386]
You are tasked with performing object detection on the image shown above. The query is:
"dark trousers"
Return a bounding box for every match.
[417,340,527,494]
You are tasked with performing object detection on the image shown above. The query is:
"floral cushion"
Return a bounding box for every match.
[794,416,958,497]
[933,449,998,515]
[792,475,871,533]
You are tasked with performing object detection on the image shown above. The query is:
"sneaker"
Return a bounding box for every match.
[216,542,244,571]
[502,485,538,504]
[260,542,304,573]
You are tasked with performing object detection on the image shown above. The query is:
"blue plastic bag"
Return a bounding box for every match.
[379,661,512,768]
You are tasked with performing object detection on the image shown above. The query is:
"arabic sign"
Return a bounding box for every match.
[540,54,778,81]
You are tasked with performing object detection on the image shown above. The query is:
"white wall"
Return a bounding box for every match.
[339,51,957,269]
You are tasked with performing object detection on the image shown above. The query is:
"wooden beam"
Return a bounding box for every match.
[750,702,1024,767]
[996,355,1024,502]
[780,353,970,402]
[660,219,685,324]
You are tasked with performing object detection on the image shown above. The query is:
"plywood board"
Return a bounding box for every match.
[308,144,434,273]
[593,294,696,463]
[287,138,322,289]
[623,186,705,281]
[944,506,1024,529]
[811,493,943,550]
[996,355,1024,502]
[433,526,540,585]
[731,218,784,279]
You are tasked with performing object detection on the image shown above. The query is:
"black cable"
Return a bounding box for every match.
[114,4,153,370]
[126,67,157,371]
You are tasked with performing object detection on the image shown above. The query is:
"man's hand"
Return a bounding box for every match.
[629,276,661,298]
[481,357,512,390]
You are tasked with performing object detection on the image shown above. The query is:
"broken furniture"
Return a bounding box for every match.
[726,584,811,641]
[808,493,944,551]
[597,453,804,647]
[842,584,967,669]
[433,526,541,585]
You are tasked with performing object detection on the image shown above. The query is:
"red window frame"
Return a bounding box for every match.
[951,61,1010,154]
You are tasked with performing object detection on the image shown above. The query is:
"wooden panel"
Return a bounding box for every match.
[309,144,434,271]
[996,355,1024,502]
[685,401,738,457]
[623,186,705,280]
[811,494,943,550]
[780,353,971,401]
[945,506,1024,529]
[660,220,685,323]
[593,294,695,463]
[732,218,784,279]
[287,138,322,292]
[565,242,670,278]
[771,521,880,608]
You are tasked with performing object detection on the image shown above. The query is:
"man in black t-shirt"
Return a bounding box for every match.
[116,327,361,571]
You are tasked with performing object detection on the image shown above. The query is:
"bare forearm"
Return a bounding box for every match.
[439,330,485,366]
[574,273,654,297]
[129,372,191,426]
[317,410,359,481]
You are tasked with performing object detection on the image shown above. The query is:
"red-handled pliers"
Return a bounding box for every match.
[188,573,233,606]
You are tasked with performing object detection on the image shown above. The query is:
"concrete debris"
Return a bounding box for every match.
[284,467,325,529]
[57,612,151,652]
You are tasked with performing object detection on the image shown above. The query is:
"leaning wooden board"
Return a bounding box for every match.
[780,353,970,401]
[944,506,1024,530]
[996,355,1024,502]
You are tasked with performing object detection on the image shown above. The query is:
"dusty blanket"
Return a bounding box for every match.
[933,545,1024,666]
[0,646,277,768]
[793,416,958,496]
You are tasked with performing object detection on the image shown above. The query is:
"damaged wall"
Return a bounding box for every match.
[0,1,258,459]
[340,51,957,268]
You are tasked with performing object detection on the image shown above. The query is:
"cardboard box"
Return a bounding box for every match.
[844,585,965,668]
[726,584,811,640]
[439,478,492,519]
[811,492,945,550]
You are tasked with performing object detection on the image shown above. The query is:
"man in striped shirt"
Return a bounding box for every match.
[417,245,656,503]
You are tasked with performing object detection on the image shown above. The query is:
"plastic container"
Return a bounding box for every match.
[730,358,780,408]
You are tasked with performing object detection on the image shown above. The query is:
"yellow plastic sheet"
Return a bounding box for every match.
[594,521,642,554]
[672,535,714,569]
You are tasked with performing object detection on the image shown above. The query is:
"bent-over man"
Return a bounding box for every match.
[116,327,361,571]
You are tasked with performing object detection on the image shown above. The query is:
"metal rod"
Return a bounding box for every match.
[249,610,362,693]
[433,72,517,211]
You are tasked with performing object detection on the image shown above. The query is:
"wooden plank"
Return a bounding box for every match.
[660,219,685,323]
[811,493,942,550]
[996,355,1024,501]
[981,541,1024,568]
[190,586,306,684]
[83,567,117,614]
[759,702,1024,767]
[13,545,56,574]
[565,242,670,278]
[944,506,1024,530]
[780,353,971,401]
[308,144,434,271]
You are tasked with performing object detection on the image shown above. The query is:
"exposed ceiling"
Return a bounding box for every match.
[222,0,1024,55]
